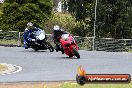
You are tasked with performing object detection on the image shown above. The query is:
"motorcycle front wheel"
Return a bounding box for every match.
[33,48,38,51]
[72,47,80,59]
[45,42,54,52]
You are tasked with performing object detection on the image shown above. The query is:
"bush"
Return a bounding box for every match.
[44,12,77,33]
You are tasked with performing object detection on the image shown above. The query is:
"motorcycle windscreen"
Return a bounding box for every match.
[61,34,69,41]
[36,33,45,40]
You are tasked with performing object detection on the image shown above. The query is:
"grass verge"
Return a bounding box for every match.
[128,49,132,52]
[0,39,18,45]
[0,82,131,88]
[59,82,132,88]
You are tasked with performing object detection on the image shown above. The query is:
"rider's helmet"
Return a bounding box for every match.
[27,22,33,29]
[53,25,60,31]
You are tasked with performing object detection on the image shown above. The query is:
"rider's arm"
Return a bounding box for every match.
[23,30,29,41]
[52,30,57,39]
[61,30,69,34]
[34,27,42,31]
[26,30,33,41]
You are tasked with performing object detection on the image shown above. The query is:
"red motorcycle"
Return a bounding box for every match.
[60,34,80,58]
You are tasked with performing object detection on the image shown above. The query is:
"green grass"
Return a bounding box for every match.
[128,49,132,52]
[0,39,18,45]
[59,82,132,88]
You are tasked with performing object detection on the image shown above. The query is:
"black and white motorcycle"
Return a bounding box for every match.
[27,30,54,52]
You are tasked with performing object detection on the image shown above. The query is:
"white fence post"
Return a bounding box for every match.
[17,32,21,47]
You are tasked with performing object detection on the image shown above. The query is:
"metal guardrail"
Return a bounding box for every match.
[95,38,132,52]
[0,30,20,46]
[0,30,131,52]
[0,30,94,49]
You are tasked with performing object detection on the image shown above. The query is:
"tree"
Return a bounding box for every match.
[96,0,132,38]
[53,0,58,11]
[65,0,95,37]
[61,0,68,12]
[0,0,53,31]
[0,3,2,14]
[66,0,132,38]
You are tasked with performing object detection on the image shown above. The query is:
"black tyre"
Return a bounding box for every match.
[46,42,54,52]
[33,48,38,51]
[69,54,73,58]
[72,47,80,58]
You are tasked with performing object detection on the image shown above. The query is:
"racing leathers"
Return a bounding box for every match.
[23,27,41,49]
[52,29,68,52]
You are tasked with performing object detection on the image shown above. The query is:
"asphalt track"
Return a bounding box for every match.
[0,46,132,83]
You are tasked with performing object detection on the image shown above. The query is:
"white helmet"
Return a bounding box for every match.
[53,25,60,30]
[27,22,33,27]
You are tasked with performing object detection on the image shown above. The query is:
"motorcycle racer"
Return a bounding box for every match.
[52,25,68,53]
[23,22,44,49]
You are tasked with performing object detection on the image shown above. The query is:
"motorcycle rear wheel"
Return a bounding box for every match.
[72,47,80,59]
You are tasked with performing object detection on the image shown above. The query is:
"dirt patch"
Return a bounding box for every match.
[0,64,8,72]
[0,82,62,88]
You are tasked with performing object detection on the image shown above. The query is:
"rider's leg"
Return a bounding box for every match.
[54,39,64,54]
[24,39,28,49]
[54,39,61,51]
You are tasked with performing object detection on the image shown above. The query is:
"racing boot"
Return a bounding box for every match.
[24,42,28,49]
[61,49,64,54]
[55,45,59,52]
